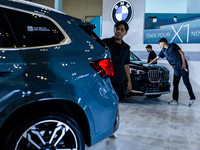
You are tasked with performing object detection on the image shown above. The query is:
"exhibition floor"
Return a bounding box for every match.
[87,91,200,150]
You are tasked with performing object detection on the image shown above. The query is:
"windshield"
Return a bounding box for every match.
[130,51,141,61]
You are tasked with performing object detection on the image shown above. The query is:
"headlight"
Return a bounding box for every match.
[130,68,145,74]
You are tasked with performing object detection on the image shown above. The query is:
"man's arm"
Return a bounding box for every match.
[148,56,160,65]
[178,50,186,69]
[124,64,132,91]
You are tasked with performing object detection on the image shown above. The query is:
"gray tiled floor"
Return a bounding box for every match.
[86,91,200,150]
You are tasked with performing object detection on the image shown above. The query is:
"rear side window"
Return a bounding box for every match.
[2,7,65,47]
[0,9,17,48]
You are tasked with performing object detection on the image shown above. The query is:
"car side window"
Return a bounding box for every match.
[0,9,18,48]
[2,7,65,48]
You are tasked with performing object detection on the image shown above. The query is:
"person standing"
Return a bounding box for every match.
[148,38,196,107]
[102,21,132,102]
[146,44,157,64]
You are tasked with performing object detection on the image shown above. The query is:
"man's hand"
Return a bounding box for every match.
[148,56,159,65]
[127,80,132,92]
[124,64,132,92]
[182,62,186,70]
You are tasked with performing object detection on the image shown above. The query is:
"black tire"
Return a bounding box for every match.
[146,94,161,98]
[4,112,85,150]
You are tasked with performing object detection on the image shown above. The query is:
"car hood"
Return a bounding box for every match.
[130,60,169,71]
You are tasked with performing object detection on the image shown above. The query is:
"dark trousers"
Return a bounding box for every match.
[111,82,125,102]
[173,67,195,101]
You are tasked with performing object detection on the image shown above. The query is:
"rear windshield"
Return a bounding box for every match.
[79,25,107,48]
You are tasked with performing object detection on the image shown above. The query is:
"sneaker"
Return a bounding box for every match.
[109,132,117,138]
[189,99,196,107]
[168,100,179,105]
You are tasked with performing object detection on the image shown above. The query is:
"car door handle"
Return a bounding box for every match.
[0,70,13,77]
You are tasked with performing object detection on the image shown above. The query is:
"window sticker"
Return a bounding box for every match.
[27,26,50,32]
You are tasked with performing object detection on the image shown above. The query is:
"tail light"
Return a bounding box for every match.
[90,59,114,78]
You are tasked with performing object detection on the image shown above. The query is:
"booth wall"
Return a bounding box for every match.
[31,0,102,21]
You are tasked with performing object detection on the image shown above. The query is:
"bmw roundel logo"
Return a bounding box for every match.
[111,0,134,24]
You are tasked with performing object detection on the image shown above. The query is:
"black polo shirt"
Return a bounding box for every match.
[148,50,157,64]
[103,37,130,83]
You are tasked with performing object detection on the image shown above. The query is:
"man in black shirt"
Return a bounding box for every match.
[146,44,157,64]
[103,21,132,102]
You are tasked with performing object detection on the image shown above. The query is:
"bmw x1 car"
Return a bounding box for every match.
[129,51,171,98]
[0,0,119,149]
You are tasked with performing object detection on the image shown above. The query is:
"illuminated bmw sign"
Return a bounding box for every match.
[111,0,134,24]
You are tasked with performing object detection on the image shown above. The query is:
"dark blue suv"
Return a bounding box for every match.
[0,0,119,149]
